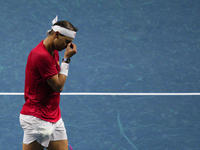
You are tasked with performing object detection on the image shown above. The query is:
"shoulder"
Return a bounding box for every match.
[29,50,53,69]
[31,42,51,61]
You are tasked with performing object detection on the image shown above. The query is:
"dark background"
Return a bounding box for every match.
[0,0,199,149]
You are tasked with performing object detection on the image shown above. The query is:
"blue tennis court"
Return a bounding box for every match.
[0,0,200,149]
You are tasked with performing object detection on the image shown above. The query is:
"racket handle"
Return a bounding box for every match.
[68,144,73,150]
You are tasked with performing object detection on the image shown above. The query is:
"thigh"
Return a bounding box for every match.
[47,139,68,150]
[49,118,68,142]
[22,141,44,150]
[20,114,54,147]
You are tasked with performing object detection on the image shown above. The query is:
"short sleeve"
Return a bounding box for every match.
[35,53,58,80]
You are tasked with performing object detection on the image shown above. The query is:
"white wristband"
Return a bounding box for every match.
[59,62,69,76]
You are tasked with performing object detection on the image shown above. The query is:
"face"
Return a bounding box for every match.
[53,32,73,51]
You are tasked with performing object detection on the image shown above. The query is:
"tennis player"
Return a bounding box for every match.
[19,16,78,150]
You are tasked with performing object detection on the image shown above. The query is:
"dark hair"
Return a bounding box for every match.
[47,20,78,35]
[54,21,78,32]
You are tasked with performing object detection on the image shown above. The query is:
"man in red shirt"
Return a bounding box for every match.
[20,16,77,150]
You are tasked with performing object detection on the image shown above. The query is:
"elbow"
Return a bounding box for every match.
[55,89,62,93]
[46,76,65,93]
[55,87,63,93]
[51,83,64,93]
[58,89,63,93]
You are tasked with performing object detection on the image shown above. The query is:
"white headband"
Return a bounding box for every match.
[48,15,76,39]
[52,25,76,39]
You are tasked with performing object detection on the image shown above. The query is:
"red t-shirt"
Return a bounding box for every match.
[20,41,61,122]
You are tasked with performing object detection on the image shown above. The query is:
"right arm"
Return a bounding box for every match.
[46,73,67,93]
[46,43,77,93]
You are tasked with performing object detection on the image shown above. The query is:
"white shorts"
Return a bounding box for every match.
[19,114,68,147]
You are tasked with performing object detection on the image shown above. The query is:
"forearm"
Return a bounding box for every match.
[46,42,77,93]
[46,62,69,93]
[57,73,67,92]
[55,62,69,92]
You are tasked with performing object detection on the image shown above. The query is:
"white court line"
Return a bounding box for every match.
[0,93,200,96]
[60,93,200,96]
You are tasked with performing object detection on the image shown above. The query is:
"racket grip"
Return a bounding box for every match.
[68,144,73,150]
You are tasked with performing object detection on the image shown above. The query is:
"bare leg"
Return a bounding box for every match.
[47,139,68,150]
[22,141,44,150]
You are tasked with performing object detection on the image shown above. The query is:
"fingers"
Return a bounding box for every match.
[67,43,76,50]
[72,43,77,53]
[67,42,72,49]
[70,43,77,54]
[64,43,77,58]
[70,43,77,50]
